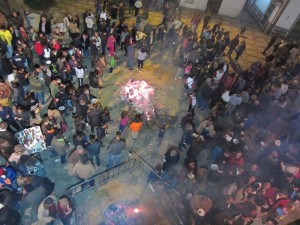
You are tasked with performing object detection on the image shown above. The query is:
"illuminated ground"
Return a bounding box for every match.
[21,3,277,225]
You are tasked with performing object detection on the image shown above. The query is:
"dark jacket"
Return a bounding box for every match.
[86,140,101,156]
[39,20,51,35]
[88,108,102,128]
[108,138,126,155]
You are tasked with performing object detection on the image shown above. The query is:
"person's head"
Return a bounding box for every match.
[34,64,41,72]
[41,16,47,22]
[235,151,243,159]
[14,145,26,155]
[43,197,55,209]
[121,111,128,118]
[250,164,259,171]
[270,150,279,159]
[0,206,21,225]
[89,134,96,142]
[80,154,89,164]
[76,145,84,154]
[79,98,86,106]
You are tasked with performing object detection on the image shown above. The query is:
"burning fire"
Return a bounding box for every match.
[120,80,155,119]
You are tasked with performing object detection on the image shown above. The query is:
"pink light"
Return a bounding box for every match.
[134,208,140,213]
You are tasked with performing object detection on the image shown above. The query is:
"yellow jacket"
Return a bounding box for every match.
[0,29,12,45]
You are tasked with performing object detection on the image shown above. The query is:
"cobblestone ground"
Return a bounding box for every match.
[23,4,272,225]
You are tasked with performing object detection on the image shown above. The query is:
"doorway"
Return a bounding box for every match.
[205,0,223,15]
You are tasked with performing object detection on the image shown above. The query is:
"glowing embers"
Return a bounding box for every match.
[120,79,155,119]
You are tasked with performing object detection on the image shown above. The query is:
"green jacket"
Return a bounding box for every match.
[29,75,44,93]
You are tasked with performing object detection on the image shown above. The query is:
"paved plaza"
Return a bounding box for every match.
[23,4,275,224]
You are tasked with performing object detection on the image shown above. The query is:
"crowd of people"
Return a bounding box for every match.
[0,0,299,224]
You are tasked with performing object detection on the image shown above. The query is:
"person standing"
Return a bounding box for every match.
[135,12,142,30]
[107,33,116,56]
[86,135,101,167]
[85,14,94,37]
[137,47,147,71]
[129,0,135,14]
[75,63,85,87]
[129,114,143,140]
[72,154,96,188]
[263,32,278,55]
[234,41,246,61]
[51,131,69,165]
[188,91,197,116]
[107,131,126,169]
[126,42,135,70]
[57,196,73,225]
[29,64,45,105]
[38,195,58,225]
[227,34,239,57]
[119,110,129,133]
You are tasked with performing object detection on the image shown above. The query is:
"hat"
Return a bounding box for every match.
[77,145,83,151]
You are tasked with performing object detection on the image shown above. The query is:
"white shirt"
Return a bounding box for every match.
[186,77,194,89]
[100,12,107,21]
[43,48,51,58]
[214,70,224,82]
[92,36,101,48]
[138,51,147,60]
[85,17,94,29]
[75,67,85,78]
[190,95,196,107]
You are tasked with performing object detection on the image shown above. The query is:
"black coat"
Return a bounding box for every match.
[39,20,52,35]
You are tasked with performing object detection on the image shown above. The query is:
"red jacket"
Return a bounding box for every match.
[52,42,61,51]
[229,156,245,167]
[34,42,43,56]
[271,197,290,209]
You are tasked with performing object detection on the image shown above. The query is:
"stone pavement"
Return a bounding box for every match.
[23,4,274,225]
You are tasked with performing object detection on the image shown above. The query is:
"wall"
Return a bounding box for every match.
[275,0,300,30]
[179,0,208,11]
[268,2,281,23]
[218,0,247,18]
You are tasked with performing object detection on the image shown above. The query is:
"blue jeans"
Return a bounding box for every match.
[83,47,90,57]
[119,124,126,133]
[23,85,30,95]
[34,91,45,105]
[7,45,13,59]
[108,153,121,169]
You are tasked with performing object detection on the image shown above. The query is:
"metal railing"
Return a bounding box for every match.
[66,151,184,225]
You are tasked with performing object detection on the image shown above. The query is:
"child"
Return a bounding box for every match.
[108,56,117,74]
[119,110,129,133]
